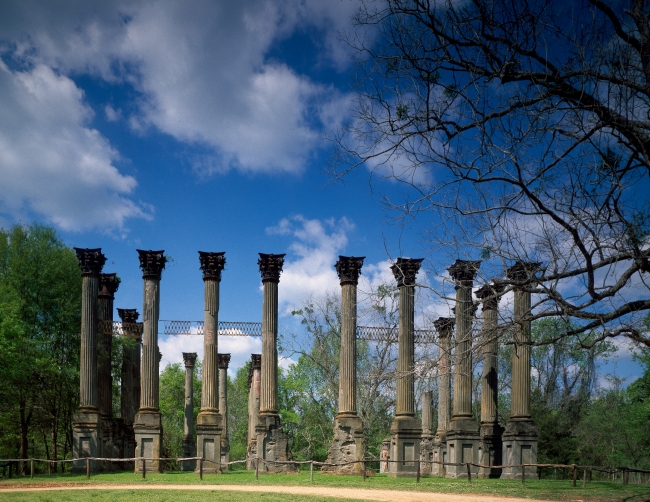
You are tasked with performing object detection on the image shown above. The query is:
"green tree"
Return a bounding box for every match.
[159,361,202,468]
[227,363,251,465]
[0,224,81,471]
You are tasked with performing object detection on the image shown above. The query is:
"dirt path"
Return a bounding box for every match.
[0,483,549,502]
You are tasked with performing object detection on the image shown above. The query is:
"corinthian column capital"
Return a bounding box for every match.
[258,253,286,283]
[183,352,198,368]
[335,256,365,285]
[198,251,226,281]
[506,261,542,288]
[99,273,120,298]
[448,259,481,286]
[74,247,106,276]
[390,257,423,287]
[137,249,166,280]
[218,353,231,369]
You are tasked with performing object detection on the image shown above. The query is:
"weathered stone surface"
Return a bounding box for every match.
[501,262,539,480]
[388,258,423,477]
[219,353,231,470]
[256,253,295,472]
[445,259,481,478]
[420,391,434,475]
[196,252,225,474]
[118,308,140,469]
[134,249,165,473]
[246,354,261,470]
[72,247,105,472]
[432,317,454,477]
[182,352,197,471]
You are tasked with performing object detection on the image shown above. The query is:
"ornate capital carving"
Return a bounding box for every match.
[74,247,106,276]
[258,253,286,283]
[506,260,542,286]
[335,256,365,285]
[475,283,504,311]
[183,352,198,368]
[117,308,139,324]
[448,259,481,284]
[390,257,424,287]
[218,353,231,369]
[248,353,262,389]
[433,317,455,338]
[198,251,226,281]
[137,249,166,280]
[99,273,120,298]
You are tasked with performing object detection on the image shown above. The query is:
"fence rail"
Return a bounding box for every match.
[1,456,648,486]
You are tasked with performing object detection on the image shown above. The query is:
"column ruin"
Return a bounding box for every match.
[256,253,294,472]
[388,257,424,477]
[432,317,454,476]
[476,283,504,478]
[219,353,231,470]
[420,391,434,475]
[246,354,261,469]
[182,352,198,471]
[501,262,540,479]
[98,273,119,467]
[445,259,481,478]
[117,308,141,467]
[133,249,166,473]
[196,251,226,474]
[325,256,365,474]
[72,247,106,472]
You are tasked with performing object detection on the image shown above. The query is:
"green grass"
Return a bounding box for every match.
[1,469,649,501]
[0,489,361,502]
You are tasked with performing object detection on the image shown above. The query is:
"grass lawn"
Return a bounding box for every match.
[1,469,648,502]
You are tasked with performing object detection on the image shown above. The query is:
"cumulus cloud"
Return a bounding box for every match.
[0,61,151,232]
[0,0,358,177]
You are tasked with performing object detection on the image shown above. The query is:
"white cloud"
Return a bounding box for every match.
[0,0,358,176]
[0,61,151,232]
[267,215,354,313]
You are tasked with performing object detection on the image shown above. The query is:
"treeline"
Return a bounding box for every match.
[1,223,648,473]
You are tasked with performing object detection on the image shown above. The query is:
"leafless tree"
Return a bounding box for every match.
[334,0,650,347]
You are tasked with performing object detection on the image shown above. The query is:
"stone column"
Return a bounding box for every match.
[432,317,454,477]
[182,352,198,471]
[256,253,294,471]
[475,284,504,478]
[98,273,119,466]
[118,308,140,466]
[325,256,365,474]
[133,249,166,473]
[246,354,261,470]
[388,257,423,477]
[219,353,231,470]
[501,262,540,479]
[72,247,106,472]
[196,251,225,474]
[420,391,434,475]
[445,259,481,478]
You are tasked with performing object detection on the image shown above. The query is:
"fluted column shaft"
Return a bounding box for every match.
[452,281,473,419]
[396,282,416,416]
[202,279,220,412]
[219,354,231,437]
[422,391,433,435]
[183,355,197,439]
[118,309,140,424]
[98,274,119,418]
[140,278,160,411]
[511,288,532,418]
[133,334,141,417]
[339,283,358,415]
[80,274,100,411]
[479,293,500,424]
[434,318,454,434]
[248,355,261,442]
[260,280,279,414]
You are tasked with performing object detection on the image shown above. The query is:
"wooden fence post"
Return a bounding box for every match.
[522,465,525,486]
[142,458,146,479]
[255,457,259,480]
[363,461,367,481]
[582,468,586,488]
[573,465,577,487]
[30,459,34,479]
[466,463,471,483]
[416,459,421,483]
[86,458,90,479]
[310,461,313,483]
[199,458,203,480]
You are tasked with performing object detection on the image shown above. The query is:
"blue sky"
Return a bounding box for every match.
[0,0,643,383]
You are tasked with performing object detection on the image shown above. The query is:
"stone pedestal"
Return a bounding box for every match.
[98,273,119,469]
[133,249,166,474]
[501,262,540,480]
[118,309,140,469]
[432,317,454,477]
[420,391,434,475]
[219,353,231,470]
[476,284,504,478]
[72,248,106,473]
[388,258,423,478]
[196,252,225,474]
[256,253,295,472]
[182,353,198,471]
[247,354,261,469]
[445,260,481,478]
[325,256,365,474]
